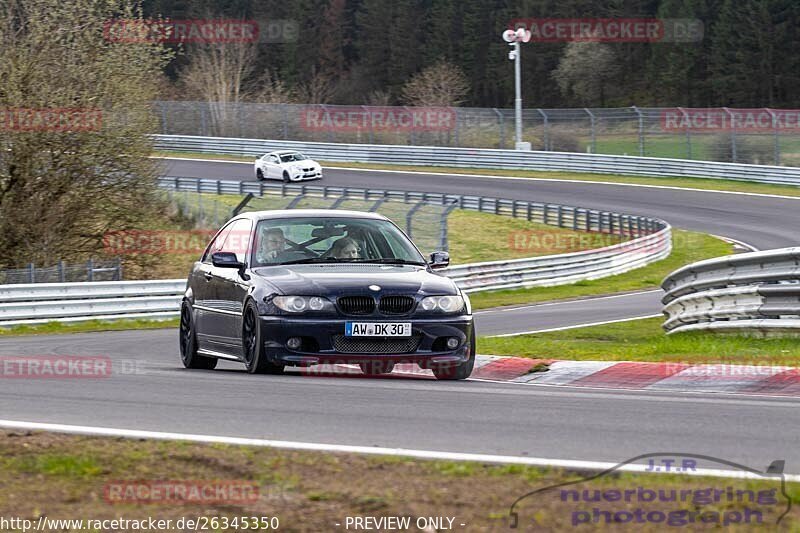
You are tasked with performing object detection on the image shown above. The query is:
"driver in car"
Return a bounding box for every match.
[257,228,287,262]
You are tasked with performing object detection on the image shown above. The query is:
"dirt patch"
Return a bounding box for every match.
[0,431,797,531]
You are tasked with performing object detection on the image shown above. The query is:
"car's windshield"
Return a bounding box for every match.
[279,152,307,163]
[251,217,425,267]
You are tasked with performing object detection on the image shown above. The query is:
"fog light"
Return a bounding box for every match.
[286,337,302,350]
[446,337,460,349]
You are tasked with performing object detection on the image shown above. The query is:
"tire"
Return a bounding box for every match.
[242,300,284,375]
[256,168,265,181]
[359,361,395,375]
[432,335,475,381]
[282,171,290,183]
[179,302,218,370]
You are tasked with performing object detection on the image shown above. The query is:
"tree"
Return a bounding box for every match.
[179,36,260,135]
[0,0,171,268]
[553,42,621,106]
[400,60,470,107]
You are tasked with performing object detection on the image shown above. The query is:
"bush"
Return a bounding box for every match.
[707,134,776,164]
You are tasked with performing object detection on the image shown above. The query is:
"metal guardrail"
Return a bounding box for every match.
[1,182,670,325]
[662,248,800,336]
[0,280,185,326]
[154,135,800,185]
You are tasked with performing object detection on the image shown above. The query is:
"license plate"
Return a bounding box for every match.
[345,322,411,337]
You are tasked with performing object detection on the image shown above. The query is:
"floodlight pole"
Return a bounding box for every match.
[513,40,523,148]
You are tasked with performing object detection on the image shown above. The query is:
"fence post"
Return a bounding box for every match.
[282,104,289,139]
[632,106,644,156]
[115,257,123,281]
[439,203,458,251]
[29,263,35,283]
[766,108,781,165]
[537,109,549,150]
[87,258,94,282]
[59,260,65,283]
[584,108,596,153]
[406,200,426,239]
[494,108,506,149]
[723,107,737,162]
[678,107,692,159]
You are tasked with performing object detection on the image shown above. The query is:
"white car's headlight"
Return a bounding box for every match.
[273,296,334,313]
[419,295,465,314]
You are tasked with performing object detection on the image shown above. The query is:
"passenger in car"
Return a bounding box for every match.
[329,237,360,259]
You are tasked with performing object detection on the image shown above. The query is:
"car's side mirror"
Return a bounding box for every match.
[429,251,450,269]
[211,251,245,269]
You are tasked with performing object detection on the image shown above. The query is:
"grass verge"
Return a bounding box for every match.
[154,150,800,198]
[478,316,800,365]
[469,230,731,310]
[1,431,797,531]
[0,318,179,337]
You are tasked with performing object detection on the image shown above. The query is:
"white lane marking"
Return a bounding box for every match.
[486,314,661,338]
[709,234,760,252]
[0,419,795,481]
[475,290,662,315]
[154,156,800,201]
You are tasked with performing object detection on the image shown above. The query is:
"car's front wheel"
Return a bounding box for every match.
[179,302,217,370]
[282,171,290,183]
[432,335,475,380]
[242,301,284,375]
[256,168,265,181]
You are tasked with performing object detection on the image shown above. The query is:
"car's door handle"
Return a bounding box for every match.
[204,272,213,281]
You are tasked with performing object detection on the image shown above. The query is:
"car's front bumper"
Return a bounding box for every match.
[258,315,473,367]
[290,170,322,181]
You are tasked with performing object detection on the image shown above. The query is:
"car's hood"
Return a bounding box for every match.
[284,159,318,167]
[251,264,457,296]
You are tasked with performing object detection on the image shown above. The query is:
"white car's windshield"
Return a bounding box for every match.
[252,217,425,267]
[279,152,307,163]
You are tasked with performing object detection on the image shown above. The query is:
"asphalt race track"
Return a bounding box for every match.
[3,157,799,475]
[2,330,800,473]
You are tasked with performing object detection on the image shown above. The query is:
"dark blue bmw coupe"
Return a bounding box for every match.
[180,210,475,380]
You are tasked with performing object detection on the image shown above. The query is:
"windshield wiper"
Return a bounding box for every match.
[276,257,341,265]
[353,258,426,266]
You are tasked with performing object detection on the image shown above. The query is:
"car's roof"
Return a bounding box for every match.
[235,209,389,222]
[268,150,305,156]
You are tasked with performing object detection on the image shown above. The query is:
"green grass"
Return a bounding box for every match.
[154,150,800,198]
[0,318,179,336]
[469,229,732,310]
[478,316,800,365]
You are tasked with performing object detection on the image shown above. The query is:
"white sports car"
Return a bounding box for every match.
[254,151,323,182]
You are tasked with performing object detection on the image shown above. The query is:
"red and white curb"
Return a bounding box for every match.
[300,356,800,396]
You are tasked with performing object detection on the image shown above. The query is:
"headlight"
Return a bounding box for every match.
[273,296,334,313]
[419,295,465,314]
